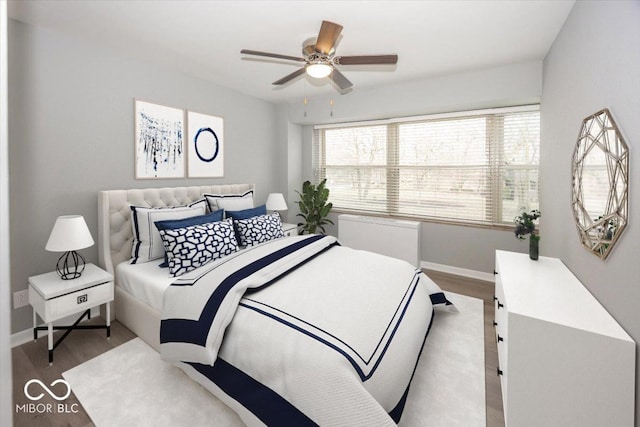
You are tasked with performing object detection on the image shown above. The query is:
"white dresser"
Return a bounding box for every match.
[494,250,635,427]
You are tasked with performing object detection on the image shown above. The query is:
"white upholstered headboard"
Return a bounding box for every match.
[98,184,255,275]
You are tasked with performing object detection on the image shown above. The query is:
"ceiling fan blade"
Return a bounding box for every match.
[334,55,398,65]
[315,21,343,55]
[330,68,353,90]
[241,49,306,63]
[272,68,306,85]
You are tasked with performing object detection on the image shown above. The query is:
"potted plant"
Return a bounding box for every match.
[514,209,541,260]
[296,179,334,234]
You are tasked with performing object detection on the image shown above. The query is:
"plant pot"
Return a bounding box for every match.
[529,236,539,260]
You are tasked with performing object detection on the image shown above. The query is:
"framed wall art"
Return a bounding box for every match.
[134,99,185,179]
[187,110,224,178]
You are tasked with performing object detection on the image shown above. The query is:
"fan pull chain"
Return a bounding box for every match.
[303,79,308,117]
[330,98,334,117]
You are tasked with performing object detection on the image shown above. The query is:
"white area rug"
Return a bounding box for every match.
[63,292,485,427]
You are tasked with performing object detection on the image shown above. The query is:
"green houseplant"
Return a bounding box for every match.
[514,209,541,260]
[296,179,334,234]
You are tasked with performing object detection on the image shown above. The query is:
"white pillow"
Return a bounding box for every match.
[130,199,207,264]
[204,190,254,212]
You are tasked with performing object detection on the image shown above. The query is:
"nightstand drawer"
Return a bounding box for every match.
[30,281,113,322]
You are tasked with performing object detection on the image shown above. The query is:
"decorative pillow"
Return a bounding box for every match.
[159,218,239,277]
[204,190,254,213]
[130,199,207,264]
[423,277,456,310]
[225,204,266,220]
[154,209,224,267]
[155,209,224,231]
[234,212,285,247]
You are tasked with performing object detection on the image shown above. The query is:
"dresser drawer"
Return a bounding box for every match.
[494,265,509,413]
[32,281,114,322]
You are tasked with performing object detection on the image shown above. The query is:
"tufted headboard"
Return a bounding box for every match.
[97,184,255,275]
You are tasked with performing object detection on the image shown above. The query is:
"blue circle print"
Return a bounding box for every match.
[194,127,219,163]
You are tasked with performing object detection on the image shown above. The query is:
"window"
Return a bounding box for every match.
[313,105,539,227]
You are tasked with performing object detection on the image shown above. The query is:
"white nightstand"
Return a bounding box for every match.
[282,223,299,236]
[29,263,114,365]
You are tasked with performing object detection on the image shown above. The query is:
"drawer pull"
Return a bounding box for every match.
[493,295,497,302]
[497,334,504,342]
[497,367,503,376]
[494,270,498,275]
[493,320,498,327]
[497,302,504,309]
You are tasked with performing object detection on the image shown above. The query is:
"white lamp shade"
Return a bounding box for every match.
[306,63,332,78]
[266,193,288,211]
[45,215,94,252]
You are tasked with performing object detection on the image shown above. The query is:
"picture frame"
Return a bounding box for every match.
[134,99,185,179]
[187,110,224,178]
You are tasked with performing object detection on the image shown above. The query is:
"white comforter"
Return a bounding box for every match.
[160,234,435,426]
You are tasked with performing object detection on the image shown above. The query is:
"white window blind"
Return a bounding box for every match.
[313,105,540,226]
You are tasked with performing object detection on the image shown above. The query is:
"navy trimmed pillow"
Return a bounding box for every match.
[234,212,285,247]
[225,204,267,220]
[154,209,224,267]
[158,218,239,277]
[203,190,254,213]
[130,199,207,264]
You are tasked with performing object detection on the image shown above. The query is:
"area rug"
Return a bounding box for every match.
[63,292,485,427]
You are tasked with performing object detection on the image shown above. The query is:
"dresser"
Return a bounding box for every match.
[494,250,635,426]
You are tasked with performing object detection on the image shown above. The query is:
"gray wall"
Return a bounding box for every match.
[8,20,280,334]
[541,1,640,423]
[1,2,13,425]
[288,61,543,273]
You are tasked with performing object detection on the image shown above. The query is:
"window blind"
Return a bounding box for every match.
[313,105,540,226]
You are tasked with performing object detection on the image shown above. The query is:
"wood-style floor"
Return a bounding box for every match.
[12,271,503,427]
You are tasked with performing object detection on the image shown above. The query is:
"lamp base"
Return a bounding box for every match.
[56,251,86,280]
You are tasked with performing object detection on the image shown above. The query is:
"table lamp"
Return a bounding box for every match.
[266,193,288,219]
[45,215,94,280]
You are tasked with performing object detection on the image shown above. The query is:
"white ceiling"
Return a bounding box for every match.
[8,0,575,103]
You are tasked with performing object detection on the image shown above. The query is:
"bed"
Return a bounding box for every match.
[98,184,450,426]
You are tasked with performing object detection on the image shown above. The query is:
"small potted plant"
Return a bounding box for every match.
[514,209,541,260]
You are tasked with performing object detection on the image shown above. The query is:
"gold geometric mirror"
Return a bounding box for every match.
[571,108,628,260]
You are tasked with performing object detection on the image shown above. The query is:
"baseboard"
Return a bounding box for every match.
[421,261,495,283]
[11,306,100,348]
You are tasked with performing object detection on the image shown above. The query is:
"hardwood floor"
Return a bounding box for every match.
[12,271,503,427]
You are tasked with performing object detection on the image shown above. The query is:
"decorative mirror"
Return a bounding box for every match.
[571,108,628,260]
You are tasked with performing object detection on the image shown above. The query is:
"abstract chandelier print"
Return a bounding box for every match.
[187,110,224,178]
[135,100,185,179]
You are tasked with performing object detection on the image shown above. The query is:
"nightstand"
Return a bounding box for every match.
[282,222,299,236]
[28,263,114,365]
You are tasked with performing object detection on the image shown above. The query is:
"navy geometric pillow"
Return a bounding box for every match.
[234,212,285,247]
[158,218,239,277]
[154,209,225,268]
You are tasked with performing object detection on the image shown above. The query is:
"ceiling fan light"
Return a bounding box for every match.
[306,63,332,79]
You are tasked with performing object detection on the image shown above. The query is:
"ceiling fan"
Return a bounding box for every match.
[241,20,398,91]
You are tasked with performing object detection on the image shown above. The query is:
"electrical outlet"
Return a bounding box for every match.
[13,289,29,309]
